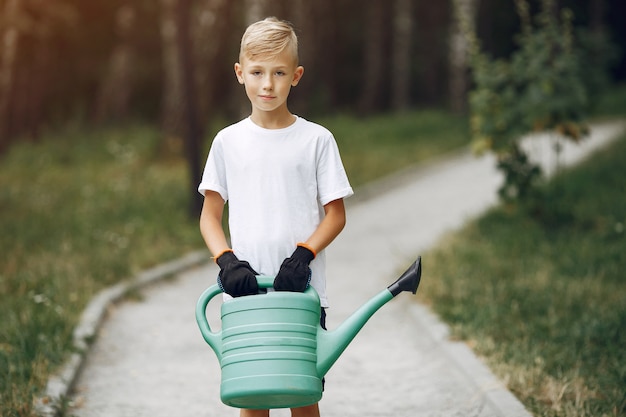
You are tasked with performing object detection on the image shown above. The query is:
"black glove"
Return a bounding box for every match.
[273,245,316,292]
[216,251,259,297]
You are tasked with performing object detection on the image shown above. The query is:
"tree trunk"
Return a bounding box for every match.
[359,0,385,114]
[449,0,479,114]
[160,0,185,137]
[244,0,269,24]
[311,0,340,110]
[0,0,21,151]
[178,0,203,217]
[160,0,203,216]
[391,0,413,111]
[192,0,231,120]
[94,4,136,123]
[5,0,76,145]
[23,29,51,140]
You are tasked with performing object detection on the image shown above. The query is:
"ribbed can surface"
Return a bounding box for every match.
[219,292,323,409]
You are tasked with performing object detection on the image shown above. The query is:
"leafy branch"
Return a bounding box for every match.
[459,0,590,202]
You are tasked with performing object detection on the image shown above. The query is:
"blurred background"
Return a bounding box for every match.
[0,0,623,152]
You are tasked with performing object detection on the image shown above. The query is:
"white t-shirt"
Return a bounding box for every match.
[198,116,353,307]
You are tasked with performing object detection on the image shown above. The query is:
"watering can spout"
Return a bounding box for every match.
[387,255,421,296]
[316,257,421,377]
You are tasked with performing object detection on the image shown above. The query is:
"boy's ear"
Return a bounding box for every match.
[234,63,244,84]
[291,66,304,87]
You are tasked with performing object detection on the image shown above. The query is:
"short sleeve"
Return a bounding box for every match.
[316,134,354,206]
[197,134,228,201]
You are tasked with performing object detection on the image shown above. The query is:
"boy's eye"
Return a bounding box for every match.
[251,71,262,76]
[275,71,286,76]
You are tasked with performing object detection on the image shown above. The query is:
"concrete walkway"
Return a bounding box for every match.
[54,121,623,417]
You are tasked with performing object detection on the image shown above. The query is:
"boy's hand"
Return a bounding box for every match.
[216,251,259,297]
[274,244,316,292]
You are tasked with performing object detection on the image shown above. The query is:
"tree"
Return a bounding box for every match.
[391,0,412,111]
[449,0,480,114]
[160,0,185,137]
[192,0,232,120]
[0,0,21,150]
[159,0,203,216]
[0,0,75,149]
[244,0,269,23]
[1,0,624,153]
[94,4,136,123]
[465,0,589,202]
[292,0,342,113]
[358,0,386,114]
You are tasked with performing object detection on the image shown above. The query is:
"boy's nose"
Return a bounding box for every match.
[262,75,273,90]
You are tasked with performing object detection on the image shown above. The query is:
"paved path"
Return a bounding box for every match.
[62,122,624,417]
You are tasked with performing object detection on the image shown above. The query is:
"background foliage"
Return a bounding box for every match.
[0,0,624,153]
[465,0,614,202]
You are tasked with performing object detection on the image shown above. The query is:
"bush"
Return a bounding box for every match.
[465,0,593,202]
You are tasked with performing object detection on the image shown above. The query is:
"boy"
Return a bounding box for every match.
[198,17,353,417]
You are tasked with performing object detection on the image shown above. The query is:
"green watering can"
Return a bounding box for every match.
[195,257,421,410]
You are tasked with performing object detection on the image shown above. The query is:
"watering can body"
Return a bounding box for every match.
[195,258,421,409]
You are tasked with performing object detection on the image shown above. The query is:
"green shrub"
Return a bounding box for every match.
[464,0,593,202]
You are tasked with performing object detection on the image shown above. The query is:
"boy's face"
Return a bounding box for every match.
[234,49,304,117]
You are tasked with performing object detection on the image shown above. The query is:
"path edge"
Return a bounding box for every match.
[34,251,210,417]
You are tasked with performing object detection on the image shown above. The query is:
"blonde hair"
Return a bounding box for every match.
[239,17,299,64]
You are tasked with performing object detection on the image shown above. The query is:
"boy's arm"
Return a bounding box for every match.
[199,191,230,258]
[304,198,347,254]
[200,191,259,296]
[274,198,347,292]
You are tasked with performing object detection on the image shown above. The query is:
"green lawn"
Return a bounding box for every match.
[0,110,469,417]
[419,132,626,416]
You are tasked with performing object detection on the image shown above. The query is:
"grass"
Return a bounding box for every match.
[321,110,470,186]
[0,125,204,416]
[418,132,626,416]
[0,109,469,417]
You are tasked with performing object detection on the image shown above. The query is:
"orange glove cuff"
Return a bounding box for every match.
[213,248,233,264]
[296,243,317,259]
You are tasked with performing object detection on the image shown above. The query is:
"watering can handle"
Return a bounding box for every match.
[195,275,282,323]
[195,275,276,361]
[255,275,276,288]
